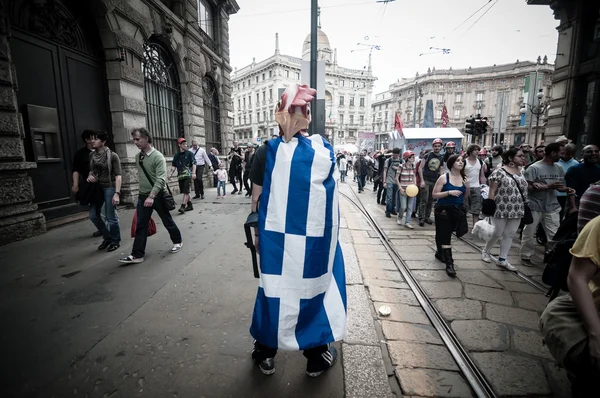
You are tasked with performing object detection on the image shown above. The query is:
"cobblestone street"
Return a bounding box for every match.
[339,179,570,398]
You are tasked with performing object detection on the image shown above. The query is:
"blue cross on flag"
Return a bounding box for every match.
[250,134,347,350]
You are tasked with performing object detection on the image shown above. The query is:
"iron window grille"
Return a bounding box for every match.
[142,40,183,156]
[203,76,222,152]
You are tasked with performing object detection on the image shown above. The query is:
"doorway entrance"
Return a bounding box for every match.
[8,0,110,219]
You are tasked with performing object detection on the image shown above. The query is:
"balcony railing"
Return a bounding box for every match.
[199,29,219,54]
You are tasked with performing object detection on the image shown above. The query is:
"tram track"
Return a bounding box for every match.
[339,189,497,398]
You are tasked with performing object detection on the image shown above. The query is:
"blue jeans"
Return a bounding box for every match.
[386,184,399,214]
[358,174,366,191]
[398,191,415,224]
[132,194,182,258]
[217,180,226,196]
[340,170,346,182]
[89,187,120,244]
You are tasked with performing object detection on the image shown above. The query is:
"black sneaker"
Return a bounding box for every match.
[425,218,433,225]
[193,195,200,199]
[178,205,186,214]
[306,346,337,377]
[107,243,120,252]
[391,212,398,216]
[231,189,238,195]
[98,240,110,250]
[93,230,103,237]
[201,194,205,199]
[419,220,425,227]
[185,203,193,212]
[251,348,275,375]
[119,255,144,264]
[385,213,391,218]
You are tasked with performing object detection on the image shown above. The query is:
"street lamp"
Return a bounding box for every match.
[520,89,550,145]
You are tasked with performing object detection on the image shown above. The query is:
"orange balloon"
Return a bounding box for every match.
[406,184,419,197]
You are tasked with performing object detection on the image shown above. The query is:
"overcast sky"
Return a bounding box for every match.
[229,0,559,93]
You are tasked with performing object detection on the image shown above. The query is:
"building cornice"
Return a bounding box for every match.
[232,53,376,83]
[385,62,554,93]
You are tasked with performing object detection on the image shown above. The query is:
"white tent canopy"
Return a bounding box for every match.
[385,128,465,153]
[400,128,464,140]
[335,144,359,153]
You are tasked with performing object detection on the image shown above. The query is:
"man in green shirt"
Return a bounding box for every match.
[119,128,183,264]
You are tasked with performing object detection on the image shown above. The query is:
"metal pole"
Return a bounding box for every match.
[528,69,539,145]
[309,0,318,136]
[535,114,540,145]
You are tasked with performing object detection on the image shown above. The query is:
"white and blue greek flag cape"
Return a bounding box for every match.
[250,134,347,351]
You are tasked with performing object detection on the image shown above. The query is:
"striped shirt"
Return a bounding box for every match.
[398,163,416,187]
[578,183,600,233]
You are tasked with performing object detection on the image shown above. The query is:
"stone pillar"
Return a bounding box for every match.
[0,8,45,246]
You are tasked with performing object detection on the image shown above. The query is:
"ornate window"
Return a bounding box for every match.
[202,76,222,151]
[142,40,184,156]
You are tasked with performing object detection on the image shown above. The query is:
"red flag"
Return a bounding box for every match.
[441,104,449,128]
[394,113,404,138]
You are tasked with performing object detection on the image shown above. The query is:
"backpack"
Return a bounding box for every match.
[541,211,579,302]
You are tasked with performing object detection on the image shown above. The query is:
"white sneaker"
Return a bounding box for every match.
[405,223,414,229]
[171,243,183,253]
[481,251,493,263]
[396,218,403,225]
[497,260,517,272]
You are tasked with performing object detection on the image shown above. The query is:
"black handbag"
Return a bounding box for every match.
[501,169,533,225]
[139,157,176,211]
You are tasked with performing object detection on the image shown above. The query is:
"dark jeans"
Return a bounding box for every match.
[229,167,242,191]
[419,180,436,221]
[374,178,384,201]
[193,165,205,196]
[386,183,399,214]
[132,194,182,258]
[254,341,328,361]
[435,205,459,247]
[357,174,367,191]
[243,169,252,193]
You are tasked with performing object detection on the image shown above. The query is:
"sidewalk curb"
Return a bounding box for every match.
[340,224,395,397]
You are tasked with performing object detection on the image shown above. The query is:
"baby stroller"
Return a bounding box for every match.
[541,211,578,302]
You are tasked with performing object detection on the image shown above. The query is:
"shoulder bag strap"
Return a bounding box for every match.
[139,157,154,186]
[501,168,526,202]
[139,156,173,197]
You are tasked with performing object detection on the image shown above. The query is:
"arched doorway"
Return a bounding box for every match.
[8,0,110,219]
[202,76,222,151]
[142,38,184,156]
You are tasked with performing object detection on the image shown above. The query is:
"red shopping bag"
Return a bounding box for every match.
[131,210,158,238]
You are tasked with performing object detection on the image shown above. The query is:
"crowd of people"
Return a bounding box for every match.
[71,129,261,263]
[337,137,600,278]
[71,122,600,390]
[339,138,600,396]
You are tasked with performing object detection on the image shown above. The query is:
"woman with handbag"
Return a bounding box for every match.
[481,147,528,271]
[432,154,469,277]
[87,131,122,252]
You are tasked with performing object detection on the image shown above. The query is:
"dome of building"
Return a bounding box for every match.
[302,28,333,62]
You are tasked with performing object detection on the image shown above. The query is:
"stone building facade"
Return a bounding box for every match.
[372,60,554,149]
[231,28,377,147]
[529,0,600,149]
[0,0,239,245]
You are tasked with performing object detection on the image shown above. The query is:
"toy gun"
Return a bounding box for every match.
[244,211,260,278]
